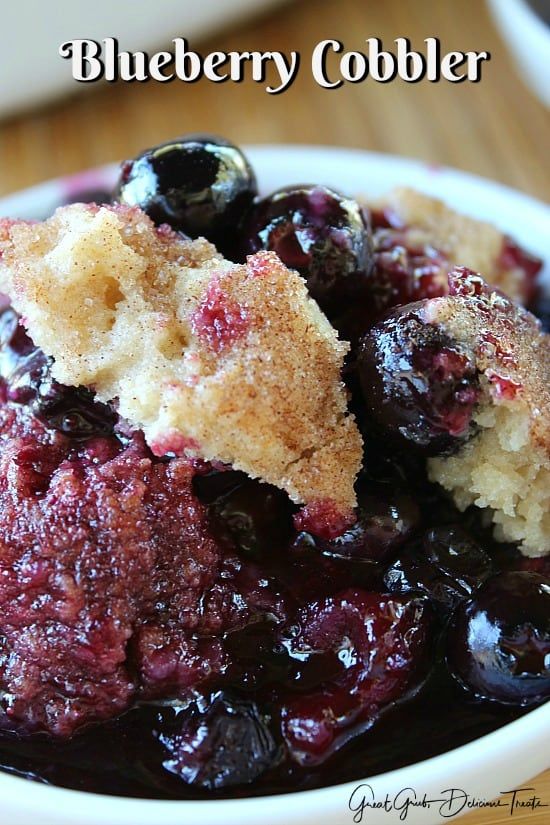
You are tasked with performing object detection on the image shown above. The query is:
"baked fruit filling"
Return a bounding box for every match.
[358,266,550,556]
[0,205,362,519]
[371,187,542,306]
[0,134,547,798]
[428,269,550,556]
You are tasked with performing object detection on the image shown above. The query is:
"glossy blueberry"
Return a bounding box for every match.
[192,469,247,504]
[0,307,116,438]
[114,134,257,254]
[384,525,494,612]
[447,571,550,705]
[300,483,420,565]
[240,185,374,317]
[158,692,278,789]
[357,303,479,456]
[207,475,294,558]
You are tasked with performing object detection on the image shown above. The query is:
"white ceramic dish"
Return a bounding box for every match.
[487,0,550,107]
[0,0,283,118]
[0,146,548,825]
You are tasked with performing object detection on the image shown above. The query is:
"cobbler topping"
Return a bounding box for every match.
[0,206,362,513]
[425,268,550,556]
[357,302,480,455]
[0,134,547,800]
[371,188,542,305]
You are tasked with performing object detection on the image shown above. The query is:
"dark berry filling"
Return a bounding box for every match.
[385,525,495,613]
[114,134,257,256]
[0,307,116,438]
[294,481,420,564]
[239,185,373,322]
[0,141,547,800]
[0,342,546,798]
[370,219,449,310]
[158,692,280,790]
[357,303,480,455]
[280,590,432,766]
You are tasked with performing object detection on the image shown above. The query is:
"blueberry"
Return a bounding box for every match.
[357,303,479,455]
[280,589,432,765]
[447,571,550,705]
[32,373,117,439]
[240,185,373,318]
[158,692,278,789]
[114,134,257,255]
[304,483,420,564]
[424,526,494,587]
[192,469,247,504]
[207,476,294,559]
[0,307,116,438]
[384,525,494,612]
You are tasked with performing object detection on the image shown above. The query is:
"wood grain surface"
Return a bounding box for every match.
[0,0,548,822]
[0,0,549,200]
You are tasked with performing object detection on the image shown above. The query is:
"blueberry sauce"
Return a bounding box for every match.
[0,135,547,800]
[0,323,544,797]
[239,185,373,324]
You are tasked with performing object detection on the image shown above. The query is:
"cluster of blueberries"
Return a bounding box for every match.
[0,134,546,797]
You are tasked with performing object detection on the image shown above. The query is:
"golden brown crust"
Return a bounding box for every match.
[0,204,362,512]
[426,268,550,556]
[377,187,530,303]
[423,270,550,447]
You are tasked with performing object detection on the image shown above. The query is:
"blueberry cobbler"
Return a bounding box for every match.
[0,135,548,798]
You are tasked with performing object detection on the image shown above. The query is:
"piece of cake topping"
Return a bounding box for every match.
[425,267,550,557]
[372,187,542,305]
[357,265,549,557]
[0,204,362,514]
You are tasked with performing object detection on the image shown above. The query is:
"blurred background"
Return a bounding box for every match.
[0,0,548,199]
[0,3,548,823]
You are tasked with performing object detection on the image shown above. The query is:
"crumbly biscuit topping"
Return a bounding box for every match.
[377,187,535,303]
[426,268,550,556]
[0,204,362,512]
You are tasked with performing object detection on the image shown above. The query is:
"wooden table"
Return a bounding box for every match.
[0,0,548,821]
[0,0,549,200]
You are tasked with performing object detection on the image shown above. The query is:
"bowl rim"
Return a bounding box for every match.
[0,144,548,822]
[0,702,548,822]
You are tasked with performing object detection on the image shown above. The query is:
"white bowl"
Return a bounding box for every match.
[488,0,550,107]
[0,146,549,825]
[0,0,283,118]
